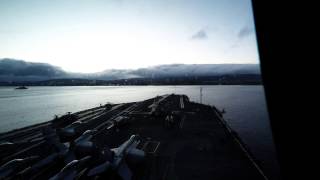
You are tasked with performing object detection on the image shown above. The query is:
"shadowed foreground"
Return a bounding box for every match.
[0,94,267,180]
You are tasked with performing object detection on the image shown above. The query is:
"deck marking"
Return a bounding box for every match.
[179,115,185,129]
[214,110,269,180]
[180,96,184,109]
[3,140,45,162]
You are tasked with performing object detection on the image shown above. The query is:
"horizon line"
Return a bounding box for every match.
[0,57,260,74]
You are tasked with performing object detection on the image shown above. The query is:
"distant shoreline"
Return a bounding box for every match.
[0,74,262,86]
[1,84,262,87]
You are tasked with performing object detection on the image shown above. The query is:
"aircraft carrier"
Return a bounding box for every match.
[0,94,268,180]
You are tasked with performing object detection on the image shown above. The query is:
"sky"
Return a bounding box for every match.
[0,0,259,73]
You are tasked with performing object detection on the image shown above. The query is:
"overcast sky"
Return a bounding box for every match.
[0,0,259,73]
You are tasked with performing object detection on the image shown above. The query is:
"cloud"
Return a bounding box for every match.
[0,58,66,77]
[237,26,254,38]
[191,29,208,40]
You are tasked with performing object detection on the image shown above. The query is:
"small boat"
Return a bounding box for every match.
[15,86,28,90]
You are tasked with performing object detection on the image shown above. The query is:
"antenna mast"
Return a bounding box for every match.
[200,87,203,104]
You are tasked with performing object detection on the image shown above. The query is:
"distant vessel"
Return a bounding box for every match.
[15,86,28,90]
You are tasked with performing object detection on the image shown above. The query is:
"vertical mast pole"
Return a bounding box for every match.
[200,87,203,104]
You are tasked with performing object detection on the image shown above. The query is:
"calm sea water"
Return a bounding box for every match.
[0,85,280,179]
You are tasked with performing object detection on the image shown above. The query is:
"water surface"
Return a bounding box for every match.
[0,85,280,179]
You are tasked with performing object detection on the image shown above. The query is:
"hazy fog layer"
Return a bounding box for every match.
[0,58,260,82]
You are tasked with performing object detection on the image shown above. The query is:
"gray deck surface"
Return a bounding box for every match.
[0,94,266,180]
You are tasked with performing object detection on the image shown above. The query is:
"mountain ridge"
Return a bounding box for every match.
[0,58,261,82]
